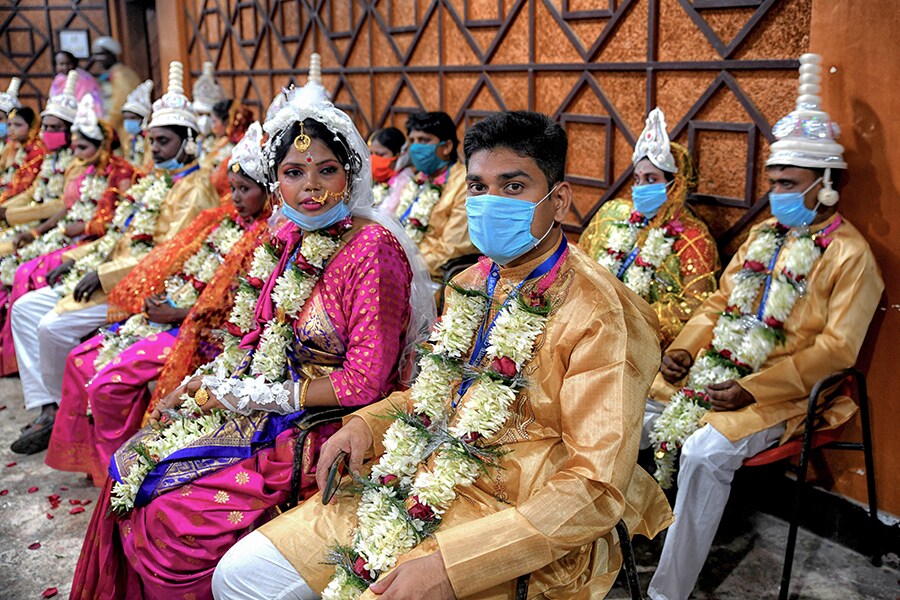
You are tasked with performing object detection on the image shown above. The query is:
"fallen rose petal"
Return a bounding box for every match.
[68,499,81,505]
[48,494,60,501]
[5,461,16,467]
[46,513,54,520]
[0,490,8,496]
[27,486,39,493]
[28,542,41,550]
[59,486,68,491]
[0,404,6,410]
[42,588,58,598]
[82,499,92,506]
[69,506,85,515]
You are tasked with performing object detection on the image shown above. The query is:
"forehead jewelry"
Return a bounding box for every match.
[231,163,240,173]
[293,121,311,153]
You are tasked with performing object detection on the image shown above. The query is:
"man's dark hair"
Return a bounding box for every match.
[212,99,233,124]
[766,164,844,189]
[405,111,458,162]
[371,127,405,156]
[159,125,191,142]
[463,111,568,188]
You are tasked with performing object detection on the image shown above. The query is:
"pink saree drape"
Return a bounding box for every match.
[70,224,413,600]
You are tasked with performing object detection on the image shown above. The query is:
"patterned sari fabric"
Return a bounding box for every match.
[71,223,413,600]
[0,156,135,375]
[46,205,268,483]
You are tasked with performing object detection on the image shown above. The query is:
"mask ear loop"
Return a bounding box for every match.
[531,183,561,247]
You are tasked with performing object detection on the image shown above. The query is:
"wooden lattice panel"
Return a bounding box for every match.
[186,0,811,247]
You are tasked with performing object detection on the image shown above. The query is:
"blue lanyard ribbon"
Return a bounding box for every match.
[455,237,567,403]
[172,164,199,182]
[755,236,787,321]
[617,246,641,279]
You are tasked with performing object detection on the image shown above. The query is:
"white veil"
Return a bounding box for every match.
[262,74,436,370]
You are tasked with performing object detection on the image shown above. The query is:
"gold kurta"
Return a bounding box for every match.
[55,164,218,313]
[650,213,884,443]
[261,240,673,599]
[580,198,720,347]
[418,163,478,278]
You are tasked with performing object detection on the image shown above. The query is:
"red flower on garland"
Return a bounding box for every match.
[246,276,265,289]
[406,496,436,521]
[352,557,374,581]
[743,260,767,273]
[491,356,518,378]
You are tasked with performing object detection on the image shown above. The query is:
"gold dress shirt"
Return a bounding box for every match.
[650,213,884,443]
[261,238,673,599]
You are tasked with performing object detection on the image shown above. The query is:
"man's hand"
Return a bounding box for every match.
[315,416,373,499]
[144,293,189,324]
[369,552,456,599]
[47,260,75,287]
[660,349,693,383]
[73,270,102,302]
[13,231,35,249]
[64,222,85,238]
[704,380,755,411]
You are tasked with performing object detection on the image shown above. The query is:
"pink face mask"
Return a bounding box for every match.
[42,130,68,151]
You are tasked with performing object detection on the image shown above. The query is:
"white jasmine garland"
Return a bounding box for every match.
[249,321,292,382]
[395,178,442,245]
[429,289,486,358]
[371,182,389,207]
[30,149,74,205]
[649,225,829,488]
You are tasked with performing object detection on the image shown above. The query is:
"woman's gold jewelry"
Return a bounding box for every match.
[299,378,311,410]
[194,386,210,407]
[293,121,311,152]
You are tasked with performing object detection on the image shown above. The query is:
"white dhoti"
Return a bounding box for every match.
[213,530,319,600]
[11,287,108,410]
[642,401,785,600]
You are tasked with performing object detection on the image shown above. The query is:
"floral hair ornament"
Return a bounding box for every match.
[41,70,79,123]
[632,107,677,173]
[0,77,21,115]
[227,121,267,186]
[147,61,199,134]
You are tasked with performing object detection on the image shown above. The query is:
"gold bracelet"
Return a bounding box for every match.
[194,386,209,407]
[299,378,312,410]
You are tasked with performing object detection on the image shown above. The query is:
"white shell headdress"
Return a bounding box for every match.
[227,121,266,186]
[632,107,677,173]
[767,53,846,170]
[192,61,226,114]
[0,78,21,115]
[41,70,79,124]
[72,95,104,142]
[122,80,154,120]
[263,53,369,196]
[147,61,199,133]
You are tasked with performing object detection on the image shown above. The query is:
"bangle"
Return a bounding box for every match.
[194,386,209,407]
[299,378,312,410]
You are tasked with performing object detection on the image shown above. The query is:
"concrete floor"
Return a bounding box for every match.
[0,376,897,599]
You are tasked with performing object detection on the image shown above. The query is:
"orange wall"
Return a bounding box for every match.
[810,1,900,517]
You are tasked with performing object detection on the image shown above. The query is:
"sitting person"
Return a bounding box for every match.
[395,111,476,279]
[0,70,78,236]
[120,80,155,172]
[203,99,254,197]
[69,70,434,599]
[213,110,672,600]
[369,126,413,214]
[0,95,135,376]
[46,122,271,484]
[9,61,218,455]
[0,100,47,205]
[643,54,884,600]
[581,107,719,347]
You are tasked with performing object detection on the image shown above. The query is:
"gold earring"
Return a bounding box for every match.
[293,122,311,152]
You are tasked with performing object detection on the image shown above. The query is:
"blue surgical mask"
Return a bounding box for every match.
[769,177,821,228]
[409,142,449,176]
[0,122,7,138]
[154,157,184,172]
[123,119,143,135]
[466,187,556,266]
[280,199,351,231]
[631,181,671,218]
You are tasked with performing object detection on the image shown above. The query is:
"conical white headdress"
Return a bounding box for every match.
[632,107,677,173]
[148,61,199,133]
[72,95,103,142]
[192,61,226,114]
[227,121,266,186]
[0,78,21,115]
[41,70,79,123]
[767,53,846,170]
[122,80,154,120]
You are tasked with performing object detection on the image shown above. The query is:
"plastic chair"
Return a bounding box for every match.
[742,368,879,600]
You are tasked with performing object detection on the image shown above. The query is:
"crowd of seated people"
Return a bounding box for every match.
[0,48,882,600]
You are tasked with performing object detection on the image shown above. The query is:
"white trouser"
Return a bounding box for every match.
[643,407,785,600]
[11,287,108,410]
[213,530,319,600]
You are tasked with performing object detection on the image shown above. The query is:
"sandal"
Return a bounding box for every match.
[10,411,56,455]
